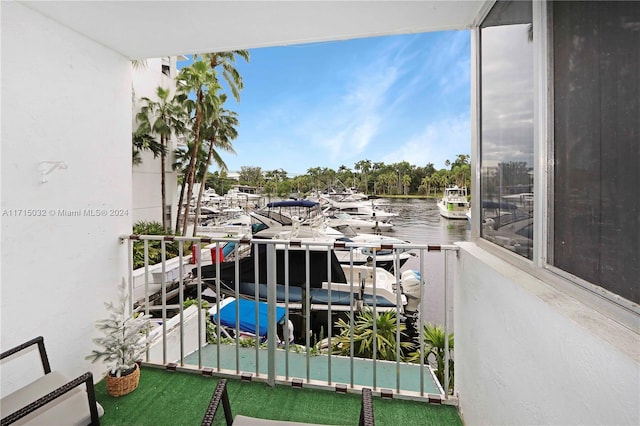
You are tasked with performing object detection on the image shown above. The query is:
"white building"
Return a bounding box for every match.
[1,2,638,425]
[131,56,183,227]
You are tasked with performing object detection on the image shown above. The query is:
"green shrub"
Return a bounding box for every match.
[332,307,413,361]
[132,221,185,269]
[408,323,454,394]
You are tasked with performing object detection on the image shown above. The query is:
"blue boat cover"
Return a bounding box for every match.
[212,299,286,337]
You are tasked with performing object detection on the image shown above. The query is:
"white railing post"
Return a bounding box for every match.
[161,238,167,365]
[443,248,450,398]
[266,243,277,387]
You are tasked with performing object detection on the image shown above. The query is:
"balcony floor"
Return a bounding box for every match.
[183,344,442,396]
[94,367,463,425]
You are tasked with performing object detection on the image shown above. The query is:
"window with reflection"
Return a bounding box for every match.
[479,1,534,259]
[551,1,639,304]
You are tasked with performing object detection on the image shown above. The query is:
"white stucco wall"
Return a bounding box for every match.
[454,242,640,425]
[1,2,132,395]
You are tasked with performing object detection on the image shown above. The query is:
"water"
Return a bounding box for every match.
[382,198,470,327]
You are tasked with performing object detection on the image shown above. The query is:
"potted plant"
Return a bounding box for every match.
[86,278,152,397]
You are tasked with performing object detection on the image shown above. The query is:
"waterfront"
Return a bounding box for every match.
[381,198,470,327]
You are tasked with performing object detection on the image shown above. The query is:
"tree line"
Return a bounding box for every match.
[204,155,470,199]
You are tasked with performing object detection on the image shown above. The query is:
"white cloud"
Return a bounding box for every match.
[303,52,403,161]
[382,114,470,169]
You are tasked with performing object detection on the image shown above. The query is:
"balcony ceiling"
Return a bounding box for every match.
[21,1,485,59]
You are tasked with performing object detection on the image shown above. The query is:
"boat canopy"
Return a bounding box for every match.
[195,244,348,288]
[266,200,319,208]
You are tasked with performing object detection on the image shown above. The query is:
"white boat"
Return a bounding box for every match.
[437,186,470,219]
[318,196,398,221]
[249,200,413,271]
[191,208,253,239]
[195,244,423,315]
[325,211,394,233]
[224,188,261,201]
[202,188,225,203]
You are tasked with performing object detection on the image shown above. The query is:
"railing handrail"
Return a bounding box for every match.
[120,233,459,252]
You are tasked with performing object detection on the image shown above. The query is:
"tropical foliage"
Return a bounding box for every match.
[131,221,182,269]
[332,307,414,361]
[408,323,455,394]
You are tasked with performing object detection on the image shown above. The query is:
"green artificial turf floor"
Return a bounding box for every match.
[94,367,463,425]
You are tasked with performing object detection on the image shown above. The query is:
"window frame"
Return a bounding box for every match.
[471,0,639,330]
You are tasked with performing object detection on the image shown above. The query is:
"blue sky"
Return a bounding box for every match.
[179,30,470,176]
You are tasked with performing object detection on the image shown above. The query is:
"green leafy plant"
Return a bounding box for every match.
[183,297,208,310]
[408,323,454,393]
[132,221,186,269]
[332,307,413,361]
[307,326,325,357]
[86,279,152,377]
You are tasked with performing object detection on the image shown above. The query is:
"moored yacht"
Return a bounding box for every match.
[193,244,423,324]
[437,186,470,219]
[249,200,413,271]
[325,211,394,233]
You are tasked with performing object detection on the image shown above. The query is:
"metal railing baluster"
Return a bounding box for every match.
[195,238,203,370]
[305,247,310,383]
[372,249,377,391]
[349,247,355,389]
[419,247,425,397]
[443,247,450,399]
[395,249,401,394]
[178,241,185,366]
[284,244,290,380]
[266,243,277,387]
[161,238,167,365]
[234,242,241,374]
[326,245,332,386]
[254,242,260,376]
[214,241,221,371]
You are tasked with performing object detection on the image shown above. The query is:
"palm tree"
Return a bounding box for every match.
[332,307,413,361]
[192,96,238,237]
[402,174,412,195]
[419,175,433,196]
[176,51,249,235]
[173,138,208,233]
[196,51,250,102]
[306,167,322,192]
[409,323,454,393]
[136,87,186,230]
[354,160,372,193]
[175,60,220,235]
[132,129,164,166]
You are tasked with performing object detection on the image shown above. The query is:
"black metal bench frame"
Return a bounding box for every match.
[0,336,100,426]
[201,379,374,426]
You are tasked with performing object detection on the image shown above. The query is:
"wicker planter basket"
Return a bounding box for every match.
[106,364,140,397]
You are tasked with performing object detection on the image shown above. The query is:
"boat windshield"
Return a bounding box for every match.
[332,224,358,237]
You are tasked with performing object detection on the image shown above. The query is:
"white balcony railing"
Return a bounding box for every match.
[121,234,458,403]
